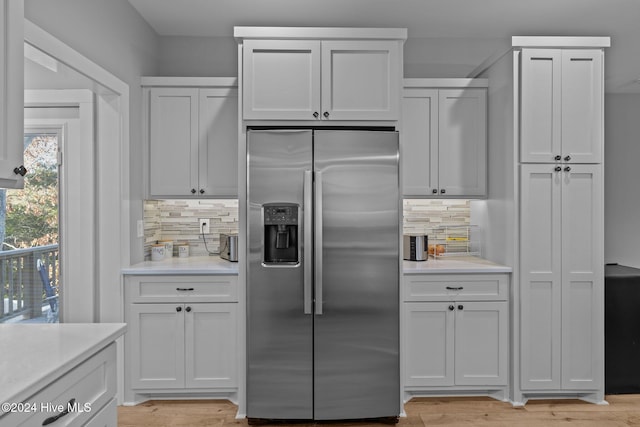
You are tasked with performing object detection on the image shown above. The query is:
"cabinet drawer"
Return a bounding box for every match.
[404,274,508,302]
[1,343,116,427]
[126,275,238,302]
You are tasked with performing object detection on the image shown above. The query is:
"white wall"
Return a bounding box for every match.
[604,94,640,269]
[158,35,237,77]
[24,0,160,264]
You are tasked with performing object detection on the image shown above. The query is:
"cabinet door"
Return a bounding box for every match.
[519,164,562,390]
[184,303,237,388]
[321,40,400,120]
[404,302,455,387]
[561,50,603,164]
[149,88,198,196]
[199,88,238,197]
[243,40,321,120]
[561,165,602,389]
[401,89,439,196]
[454,301,508,386]
[438,89,487,196]
[129,304,185,389]
[520,49,562,163]
[0,0,24,188]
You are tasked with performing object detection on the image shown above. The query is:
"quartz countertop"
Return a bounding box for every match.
[403,256,512,274]
[122,256,239,275]
[124,255,507,275]
[0,323,126,413]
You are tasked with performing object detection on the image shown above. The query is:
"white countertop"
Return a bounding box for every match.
[122,256,239,275]
[403,256,512,274]
[123,255,508,275]
[0,323,126,412]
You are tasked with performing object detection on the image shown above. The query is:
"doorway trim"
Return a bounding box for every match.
[24,19,130,323]
[24,19,130,401]
[25,89,94,323]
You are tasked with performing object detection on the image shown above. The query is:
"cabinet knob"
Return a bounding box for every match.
[432,189,438,194]
[186,306,192,312]
[313,112,319,118]
[564,155,571,162]
[554,155,562,161]
[323,111,330,118]
[440,189,446,194]
[176,306,182,312]
[13,165,27,176]
[457,304,464,310]
[199,189,205,194]
[564,166,571,172]
[449,305,455,311]
[191,189,196,194]
[555,166,562,172]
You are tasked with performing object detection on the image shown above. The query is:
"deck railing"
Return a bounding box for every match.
[0,244,59,321]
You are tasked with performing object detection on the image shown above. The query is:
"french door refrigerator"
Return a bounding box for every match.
[247,129,400,421]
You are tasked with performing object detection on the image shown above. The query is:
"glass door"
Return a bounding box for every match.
[0,129,60,323]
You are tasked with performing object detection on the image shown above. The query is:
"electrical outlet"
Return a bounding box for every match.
[199,218,210,234]
[137,220,144,238]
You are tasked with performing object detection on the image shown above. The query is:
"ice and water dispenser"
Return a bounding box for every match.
[263,203,299,264]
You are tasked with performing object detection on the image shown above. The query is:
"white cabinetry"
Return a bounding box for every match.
[145,78,238,198]
[1,343,117,426]
[519,164,602,392]
[402,81,487,197]
[403,273,509,399]
[239,29,405,121]
[511,38,607,405]
[124,275,238,400]
[520,49,603,164]
[0,0,24,188]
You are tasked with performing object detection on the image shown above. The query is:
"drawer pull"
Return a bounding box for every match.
[42,398,75,425]
[446,286,464,291]
[176,287,195,291]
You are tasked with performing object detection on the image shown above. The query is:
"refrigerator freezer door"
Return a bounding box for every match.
[313,130,400,420]
[247,129,313,419]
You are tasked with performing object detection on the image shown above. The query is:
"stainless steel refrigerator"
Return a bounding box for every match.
[247,129,400,421]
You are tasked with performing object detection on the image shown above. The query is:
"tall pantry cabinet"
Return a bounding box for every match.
[476,37,609,406]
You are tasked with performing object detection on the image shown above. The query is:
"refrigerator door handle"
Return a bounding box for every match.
[303,170,313,315]
[315,170,323,315]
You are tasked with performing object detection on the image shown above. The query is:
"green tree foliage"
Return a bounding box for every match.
[4,135,58,249]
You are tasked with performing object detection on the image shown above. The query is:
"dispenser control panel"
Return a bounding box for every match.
[264,205,298,225]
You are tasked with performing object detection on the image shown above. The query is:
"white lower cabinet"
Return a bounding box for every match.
[1,343,117,427]
[518,164,603,400]
[129,302,237,390]
[124,275,238,401]
[403,274,509,399]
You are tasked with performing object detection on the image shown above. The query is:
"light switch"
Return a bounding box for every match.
[136,220,144,238]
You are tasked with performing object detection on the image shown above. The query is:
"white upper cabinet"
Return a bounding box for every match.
[402,89,438,196]
[199,88,239,197]
[242,40,321,120]
[238,28,405,121]
[149,88,199,197]
[320,40,400,120]
[146,79,238,198]
[520,49,603,164]
[0,0,24,188]
[402,82,487,197]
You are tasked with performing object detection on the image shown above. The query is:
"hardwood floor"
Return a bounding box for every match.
[118,395,640,426]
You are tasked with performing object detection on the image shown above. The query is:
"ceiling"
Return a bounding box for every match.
[127,0,640,94]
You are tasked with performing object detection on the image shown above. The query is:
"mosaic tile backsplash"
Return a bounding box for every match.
[143,199,470,259]
[144,199,239,259]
